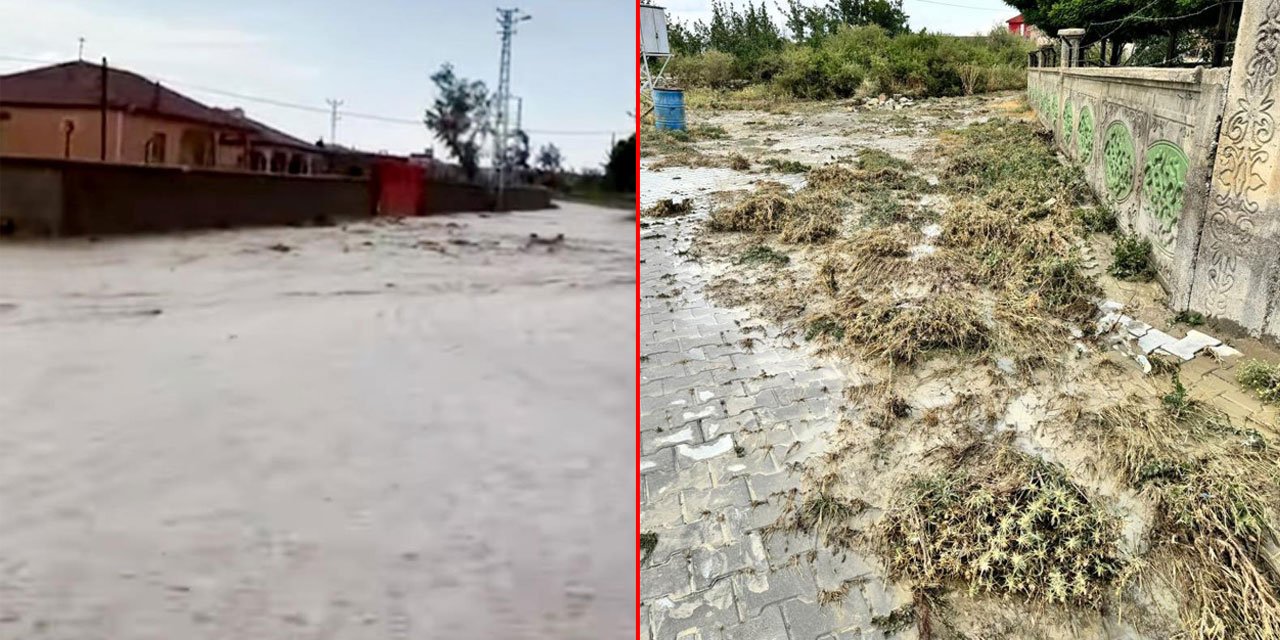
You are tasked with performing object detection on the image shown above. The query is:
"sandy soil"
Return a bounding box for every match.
[0,203,635,639]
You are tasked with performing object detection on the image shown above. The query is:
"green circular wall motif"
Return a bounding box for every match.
[1142,140,1189,244]
[1076,106,1095,162]
[1062,102,1074,145]
[1103,121,1135,202]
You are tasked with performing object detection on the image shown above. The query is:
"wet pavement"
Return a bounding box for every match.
[0,203,635,640]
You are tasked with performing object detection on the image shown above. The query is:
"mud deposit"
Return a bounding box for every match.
[641,93,1280,640]
[0,203,635,639]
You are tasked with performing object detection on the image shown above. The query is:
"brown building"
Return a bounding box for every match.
[0,60,324,174]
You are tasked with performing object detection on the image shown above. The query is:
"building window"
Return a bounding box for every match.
[287,154,304,175]
[145,133,167,164]
[248,151,267,172]
[270,151,287,173]
[179,129,215,167]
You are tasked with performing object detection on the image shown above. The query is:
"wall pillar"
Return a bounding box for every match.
[1190,0,1280,338]
[1059,28,1085,67]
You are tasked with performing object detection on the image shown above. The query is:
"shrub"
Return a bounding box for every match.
[1109,234,1155,281]
[1075,207,1117,233]
[878,445,1132,606]
[669,49,738,88]
[1237,360,1280,403]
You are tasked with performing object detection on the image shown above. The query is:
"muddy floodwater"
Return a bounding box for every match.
[0,203,635,639]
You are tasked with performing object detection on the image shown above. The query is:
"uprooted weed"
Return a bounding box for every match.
[767,473,871,551]
[805,151,927,194]
[800,118,1101,368]
[877,442,1133,608]
[706,184,843,243]
[643,198,694,218]
[737,244,791,267]
[839,295,994,365]
[1078,394,1280,639]
[941,121,1086,212]
[940,201,1098,320]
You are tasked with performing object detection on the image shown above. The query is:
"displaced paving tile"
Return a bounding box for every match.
[1209,343,1242,359]
[1159,329,1221,361]
[1137,328,1177,354]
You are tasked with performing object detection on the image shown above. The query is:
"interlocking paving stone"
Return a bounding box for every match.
[640,204,877,640]
[723,604,790,640]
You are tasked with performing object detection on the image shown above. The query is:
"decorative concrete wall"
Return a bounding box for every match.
[1188,0,1280,340]
[1027,66,1231,305]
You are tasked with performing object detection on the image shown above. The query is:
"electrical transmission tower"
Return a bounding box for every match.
[493,7,530,209]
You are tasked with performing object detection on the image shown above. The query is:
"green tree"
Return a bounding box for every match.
[780,0,909,41]
[1009,0,1223,58]
[423,63,491,183]
[536,143,562,173]
[604,135,636,193]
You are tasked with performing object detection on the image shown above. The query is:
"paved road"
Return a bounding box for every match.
[0,204,635,640]
[639,201,909,640]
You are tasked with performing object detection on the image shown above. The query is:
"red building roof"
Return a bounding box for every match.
[1007,14,1025,26]
[0,60,248,130]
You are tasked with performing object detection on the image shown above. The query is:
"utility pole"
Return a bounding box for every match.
[494,7,530,211]
[100,57,108,161]
[326,98,344,146]
[78,37,85,61]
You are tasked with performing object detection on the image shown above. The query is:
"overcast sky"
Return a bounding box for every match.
[662,0,1017,37]
[0,0,634,170]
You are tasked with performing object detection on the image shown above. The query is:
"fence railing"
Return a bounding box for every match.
[1024,0,1243,70]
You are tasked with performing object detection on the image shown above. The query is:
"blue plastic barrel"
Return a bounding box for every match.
[654,88,686,131]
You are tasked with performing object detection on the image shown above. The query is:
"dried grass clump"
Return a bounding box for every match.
[878,444,1132,607]
[707,189,842,244]
[1080,398,1280,639]
[768,481,870,551]
[940,203,1097,317]
[806,155,925,194]
[849,227,909,258]
[643,198,694,218]
[806,164,862,191]
[843,295,992,365]
[940,120,1085,204]
[1237,359,1280,403]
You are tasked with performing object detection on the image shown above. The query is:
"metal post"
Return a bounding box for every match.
[100,57,108,161]
[326,98,343,145]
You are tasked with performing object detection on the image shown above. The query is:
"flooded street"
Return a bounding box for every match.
[0,203,635,639]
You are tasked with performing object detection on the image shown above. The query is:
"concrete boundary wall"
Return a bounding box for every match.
[0,156,554,237]
[1027,66,1230,305]
[1190,0,1280,340]
[1029,0,1280,344]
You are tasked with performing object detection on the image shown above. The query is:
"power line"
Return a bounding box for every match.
[906,0,1011,12]
[0,52,627,137]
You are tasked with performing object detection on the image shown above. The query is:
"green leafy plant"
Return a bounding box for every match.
[737,244,791,266]
[1075,206,1117,233]
[1173,310,1205,326]
[1108,234,1155,281]
[1238,360,1280,403]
